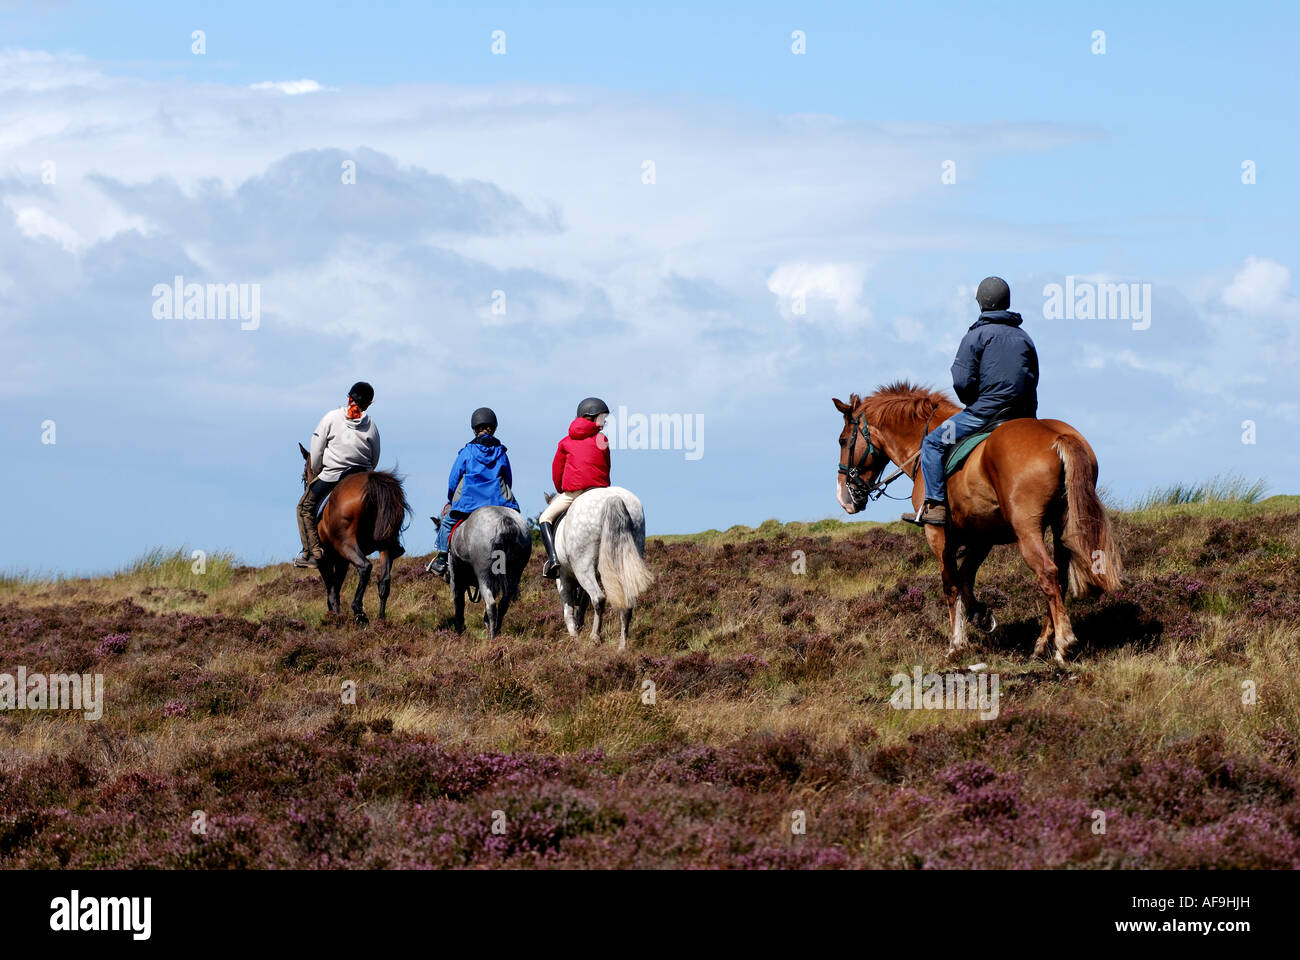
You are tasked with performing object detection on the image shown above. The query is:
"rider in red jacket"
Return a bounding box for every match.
[552,416,611,491]
[538,398,611,578]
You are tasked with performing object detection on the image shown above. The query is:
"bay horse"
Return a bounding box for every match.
[832,382,1122,663]
[298,443,410,623]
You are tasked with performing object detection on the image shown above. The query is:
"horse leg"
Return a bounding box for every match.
[375,549,394,620]
[590,595,606,643]
[1014,522,1069,663]
[481,582,497,641]
[321,551,344,615]
[558,577,580,637]
[1050,523,1080,660]
[956,541,994,632]
[927,529,967,660]
[619,607,633,652]
[494,582,514,637]
[337,540,373,625]
[452,584,466,634]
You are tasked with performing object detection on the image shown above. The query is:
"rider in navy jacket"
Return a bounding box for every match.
[428,407,520,578]
[951,310,1038,421]
[906,277,1038,526]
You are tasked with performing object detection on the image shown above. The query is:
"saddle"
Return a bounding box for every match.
[944,419,1012,477]
[447,515,468,547]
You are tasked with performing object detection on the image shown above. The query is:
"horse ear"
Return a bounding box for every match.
[832,397,853,416]
[299,442,310,460]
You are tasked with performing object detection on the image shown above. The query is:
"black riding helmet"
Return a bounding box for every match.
[471,407,498,432]
[348,381,374,406]
[976,276,1011,311]
[576,397,609,419]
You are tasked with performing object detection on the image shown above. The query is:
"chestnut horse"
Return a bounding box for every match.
[298,444,410,623]
[832,382,1122,663]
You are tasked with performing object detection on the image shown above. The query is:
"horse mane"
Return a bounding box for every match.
[856,380,960,431]
[362,469,412,538]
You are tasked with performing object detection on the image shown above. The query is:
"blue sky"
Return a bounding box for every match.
[2,1,1297,574]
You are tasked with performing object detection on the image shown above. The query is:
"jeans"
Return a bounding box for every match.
[434,503,468,554]
[919,409,990,504]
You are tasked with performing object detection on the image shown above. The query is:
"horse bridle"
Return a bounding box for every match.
[838,406,937,503]
[838,413,883,502]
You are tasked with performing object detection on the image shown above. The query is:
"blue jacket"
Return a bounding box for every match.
[951,310,1039,421]
[446,436,519,513]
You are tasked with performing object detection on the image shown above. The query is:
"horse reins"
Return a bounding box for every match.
[839,405,937,503]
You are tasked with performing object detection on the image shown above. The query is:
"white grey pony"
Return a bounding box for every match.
[430,506,531,640]
[550,486,653,650]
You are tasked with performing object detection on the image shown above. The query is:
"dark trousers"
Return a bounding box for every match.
[297,478,339,555]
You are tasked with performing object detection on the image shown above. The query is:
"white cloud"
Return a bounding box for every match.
[1222,256,1293,314]
[767,261,868,324]
[250,79,327,95]
[10,204,83,251]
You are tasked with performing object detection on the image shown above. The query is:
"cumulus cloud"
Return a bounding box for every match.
[767,261,869,324]
[1223,256,1294,315]
[1,45,1294,572]
[250,79,327,95]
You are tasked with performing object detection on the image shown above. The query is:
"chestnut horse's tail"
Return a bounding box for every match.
[1054,435,1123,596]
[362,471,411,546]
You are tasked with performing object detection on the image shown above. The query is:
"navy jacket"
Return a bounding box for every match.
[447,436,520,514]
[950,310,1039,421]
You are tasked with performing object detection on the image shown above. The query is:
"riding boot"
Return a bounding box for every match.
[295,496,320,568]
[901,500,948,527]
[303,511,325,562]
[427,551,449,580]
[293,510,314,568]
[539,521,561,579]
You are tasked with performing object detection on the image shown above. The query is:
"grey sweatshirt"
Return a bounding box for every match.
[310,406,380,482]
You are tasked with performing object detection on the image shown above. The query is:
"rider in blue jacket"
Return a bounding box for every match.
[905,276,1039,526]
[428,407,520,578]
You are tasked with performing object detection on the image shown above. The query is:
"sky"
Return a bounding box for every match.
[2,0,1297,574]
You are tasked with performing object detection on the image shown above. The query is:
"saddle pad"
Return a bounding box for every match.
[944,423,1008,477]
[315,491,332,519]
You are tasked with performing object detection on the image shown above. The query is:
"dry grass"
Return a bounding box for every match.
[2,497,1298,867]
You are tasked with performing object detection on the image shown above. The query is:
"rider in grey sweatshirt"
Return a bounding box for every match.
[295,382,380,567]
[310,406,380,481]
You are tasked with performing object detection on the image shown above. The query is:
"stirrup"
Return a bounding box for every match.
[541,558,561,579]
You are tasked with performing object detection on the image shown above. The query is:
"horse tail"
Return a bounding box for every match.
[1054,435,1123,595]
[597,497,653,611]
[363,470,411,545]
[485,511,529,601]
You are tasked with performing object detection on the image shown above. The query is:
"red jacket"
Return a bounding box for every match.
[552,417,611,492]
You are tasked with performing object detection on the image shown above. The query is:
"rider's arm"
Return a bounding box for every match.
[309,411,333,477]
[951,331,983,406]
[370,428,380,470]
[551,442,567,492]
[447,449,467,502]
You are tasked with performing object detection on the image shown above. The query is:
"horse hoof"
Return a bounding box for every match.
[354,613,369,626]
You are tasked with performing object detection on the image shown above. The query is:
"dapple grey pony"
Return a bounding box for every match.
[549,486,653,650]
[430,506,531,640]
